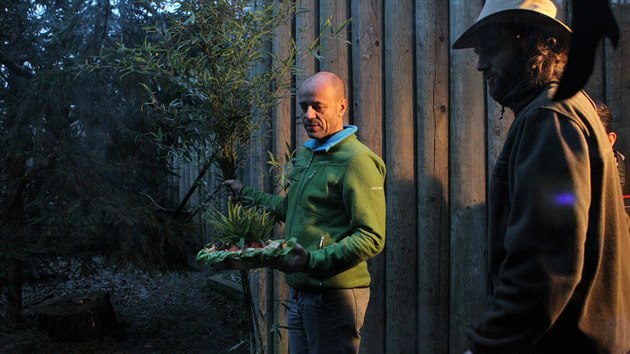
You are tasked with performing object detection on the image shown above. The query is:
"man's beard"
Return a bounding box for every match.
[489,74,542,112]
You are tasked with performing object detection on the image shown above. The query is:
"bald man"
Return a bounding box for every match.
[223,71,386,353]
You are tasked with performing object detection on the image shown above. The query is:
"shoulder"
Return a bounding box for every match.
[336,136,384,166]
[521,87,597,125]
[514,88,601,141]
[337,135,380,156]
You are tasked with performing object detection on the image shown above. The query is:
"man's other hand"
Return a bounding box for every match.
[222,179,244,198]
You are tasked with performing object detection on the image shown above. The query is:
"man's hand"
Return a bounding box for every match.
[272,243,310,274]
[222,179,244,198]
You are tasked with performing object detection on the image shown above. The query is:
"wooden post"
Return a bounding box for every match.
[416,0,451,352]
[294,0,318,147]
[449,0,489,352]
[248,1,275,352]
[270,1,295,352]
[319,0,351,124]
[384,1,417,353]
[351,0,384,352]
[569,0,603,107]
[604,2,630,152]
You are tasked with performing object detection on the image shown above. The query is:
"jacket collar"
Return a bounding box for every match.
[303,125,358,152]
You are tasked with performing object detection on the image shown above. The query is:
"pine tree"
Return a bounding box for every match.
[0,0,200,327]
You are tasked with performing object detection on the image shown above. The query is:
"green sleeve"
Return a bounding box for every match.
[239,186,288,223]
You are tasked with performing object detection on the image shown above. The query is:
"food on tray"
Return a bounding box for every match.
[196,237,296,267]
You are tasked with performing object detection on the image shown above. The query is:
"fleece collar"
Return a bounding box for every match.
[303,125,358,152]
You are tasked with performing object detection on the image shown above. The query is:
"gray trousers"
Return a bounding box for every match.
[287,287,370,354]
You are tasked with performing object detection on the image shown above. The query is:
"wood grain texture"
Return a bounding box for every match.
[350,0,385,353]
[449,0,488,352]
[384,0,418,353]
[416,0,451,352]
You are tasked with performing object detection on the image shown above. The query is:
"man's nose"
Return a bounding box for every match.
[304,106,316,119]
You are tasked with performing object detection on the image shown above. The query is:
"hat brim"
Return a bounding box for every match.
[452,10,571,49]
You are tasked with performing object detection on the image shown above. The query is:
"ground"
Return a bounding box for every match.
[0,262,251,354]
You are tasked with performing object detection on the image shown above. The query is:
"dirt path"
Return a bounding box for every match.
[1,266,250,353]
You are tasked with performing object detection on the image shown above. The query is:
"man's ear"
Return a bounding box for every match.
[338,97,348,117]
[608,132,617,146]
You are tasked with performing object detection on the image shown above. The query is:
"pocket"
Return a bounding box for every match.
[296,167,343,219]
[351,288,370,330]
[287,164,306,185]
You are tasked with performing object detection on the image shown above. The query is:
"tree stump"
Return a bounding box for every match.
[33,291,118,341]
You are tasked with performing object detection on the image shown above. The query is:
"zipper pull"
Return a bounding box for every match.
[319,234,325,249]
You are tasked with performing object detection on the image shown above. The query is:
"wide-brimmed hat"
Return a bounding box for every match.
[452,0,572,49]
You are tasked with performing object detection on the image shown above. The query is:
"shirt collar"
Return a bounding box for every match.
[303,125,358,152]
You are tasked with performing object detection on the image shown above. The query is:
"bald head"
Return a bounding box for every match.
[300,71,346,101]
[298,71,348,142]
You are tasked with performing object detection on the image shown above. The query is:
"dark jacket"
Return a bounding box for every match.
[468,86,630,353]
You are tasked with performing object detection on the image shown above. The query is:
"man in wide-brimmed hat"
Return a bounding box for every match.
[453,0,630,353]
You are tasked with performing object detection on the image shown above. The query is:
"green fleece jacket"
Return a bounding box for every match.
[240,133,386,290]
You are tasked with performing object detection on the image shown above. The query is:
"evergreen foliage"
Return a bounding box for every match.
[0,0,200,326]
[103,0,296,181]
[0,0,348,343]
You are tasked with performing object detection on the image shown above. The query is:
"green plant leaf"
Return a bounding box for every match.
[204,199,276,244]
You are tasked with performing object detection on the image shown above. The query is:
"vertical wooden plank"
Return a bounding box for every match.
[318,0,348,74]
[294,0,318,146]
[554,0,568,23]
[565,0,604,105]
[176,160,184,205]
[270,1,295,352]
[416,0,450,352]
[191,152,201,214]
[272,271,289,354]
[449,0,488,353]
[169,155,177,206]
[181,161,190,210]
[584,43,605,103]
[247,1,275,351]
[319,0,351,124]
[350,0,384,353]
[384,1,417,353]
[605,3,630,153]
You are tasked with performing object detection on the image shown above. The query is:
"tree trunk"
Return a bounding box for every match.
[173,159,212,219]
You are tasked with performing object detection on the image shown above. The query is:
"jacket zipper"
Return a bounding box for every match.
[286,150,316,237]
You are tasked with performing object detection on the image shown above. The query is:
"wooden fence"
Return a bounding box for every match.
[170,0,630,353]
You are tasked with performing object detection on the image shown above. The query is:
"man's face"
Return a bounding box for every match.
[298,77,346,142]
[474,29,527,100]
